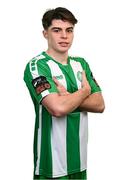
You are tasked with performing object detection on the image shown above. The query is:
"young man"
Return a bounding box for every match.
[24,7,105,180]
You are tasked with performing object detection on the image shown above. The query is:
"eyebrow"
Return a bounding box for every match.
[51,27,74,30]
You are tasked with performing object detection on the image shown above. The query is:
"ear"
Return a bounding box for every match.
[43,30,48,39]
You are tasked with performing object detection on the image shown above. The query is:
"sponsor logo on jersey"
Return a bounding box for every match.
[55,75,64,80]
[32,76,51,94]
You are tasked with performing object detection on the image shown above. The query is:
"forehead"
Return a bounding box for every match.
[49,19,74,29]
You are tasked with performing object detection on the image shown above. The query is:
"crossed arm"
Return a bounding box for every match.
[42,71,105,117]
[79,92,105,113]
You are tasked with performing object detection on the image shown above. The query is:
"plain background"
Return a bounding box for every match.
[0,0,123,179]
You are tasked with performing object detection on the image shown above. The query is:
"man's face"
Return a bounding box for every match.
[43,19,74,53]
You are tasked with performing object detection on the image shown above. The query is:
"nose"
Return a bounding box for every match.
[61,30,67,38]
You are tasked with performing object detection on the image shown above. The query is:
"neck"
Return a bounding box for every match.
[46,49,68,64]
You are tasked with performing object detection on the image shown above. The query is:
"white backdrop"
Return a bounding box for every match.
[0,0,123,179]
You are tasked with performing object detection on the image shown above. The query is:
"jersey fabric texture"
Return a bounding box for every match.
[34,169,87,179]
[24,51,101,178]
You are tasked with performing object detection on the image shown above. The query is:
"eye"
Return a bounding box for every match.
[67,29,73,33]
[53,28,61,33]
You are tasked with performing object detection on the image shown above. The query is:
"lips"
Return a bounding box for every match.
[59,42,69,47]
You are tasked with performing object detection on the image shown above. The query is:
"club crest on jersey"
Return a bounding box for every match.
[77,71,82,82]
[32,76,51,94]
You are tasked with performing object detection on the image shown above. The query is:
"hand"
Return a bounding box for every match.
[53,77,70,96]
[81,71,91,97]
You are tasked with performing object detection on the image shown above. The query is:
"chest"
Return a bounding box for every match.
[47,60,83,92]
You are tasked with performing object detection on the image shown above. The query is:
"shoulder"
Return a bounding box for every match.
[24,52,48,72]
[29,53,47,65]
[69,55,88,65]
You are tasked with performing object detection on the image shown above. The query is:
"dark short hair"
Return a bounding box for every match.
[42,7,78,30]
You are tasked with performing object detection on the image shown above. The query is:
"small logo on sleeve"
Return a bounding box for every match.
[32,76,51,94]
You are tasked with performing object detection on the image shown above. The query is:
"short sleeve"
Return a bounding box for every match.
[85,61,102,94]
[24,60,58,104]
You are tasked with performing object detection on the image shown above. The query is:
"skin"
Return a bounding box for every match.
[53,76,105,113]
[42,19,105,117]
[43,19,74,64]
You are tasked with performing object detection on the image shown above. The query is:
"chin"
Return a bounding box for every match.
[59,50,68,54]
[58,48,70,53]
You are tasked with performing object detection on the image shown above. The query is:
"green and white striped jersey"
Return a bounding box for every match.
[24,51,101,178]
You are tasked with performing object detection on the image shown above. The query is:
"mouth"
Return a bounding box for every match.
[58,42,69,47]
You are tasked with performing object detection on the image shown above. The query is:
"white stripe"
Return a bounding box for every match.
[79,112,88,170]
[29,59,39,79]
[70,60,83,89]
[47,60,67,176]
[47,60,67,88]
[36,54,45,60]
[51,116,67,177]
[35,105,42,175]
[29,54,45,78]
[41,90,49,98]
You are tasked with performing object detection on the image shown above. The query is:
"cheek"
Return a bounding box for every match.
[50,36,58,45]
[70,35,74,43]
[49,34,56,41]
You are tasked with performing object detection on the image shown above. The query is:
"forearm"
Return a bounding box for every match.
[42,88,90,117]
[57,89,89,116]
[43,71,91,117]
[79,92,105,113]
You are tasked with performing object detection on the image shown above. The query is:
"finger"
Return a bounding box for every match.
[82,70,85,77]
[52,76,61,86]
[81,71,87,87]
[82,71,87,81]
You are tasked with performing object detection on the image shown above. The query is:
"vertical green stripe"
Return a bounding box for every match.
[40,106,52,176]
[67,112,81,173]
[33,104,40,173]
[59,64,78,93]
[58,62,81,173]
